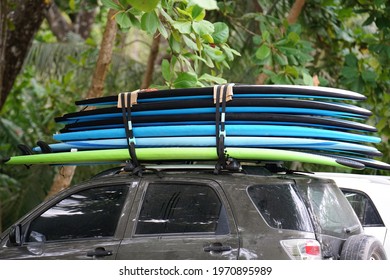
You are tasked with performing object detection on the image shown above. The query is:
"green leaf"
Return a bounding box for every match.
[157,22,169,38]
[345,53,358,67]
[212,22,229,44]
[69,0,76,11]
[176,7,193,18]
[183,36,198,50]
[191,5,205,21]
[101,0,122,10]
[188,0,218,10]
[204,44,225,62]
[141,11,159,34]
[221,45,234,61]
[341,66,359,79]
[172,21,192,34]
[126,0,159,12]
[287,32,301,45]
[173,72,198,88]
[128,13,141,28]
[376,117,388,132]
[285,65,299,78]
[169,34,181,54]
[262,30,270,42]
[192,20,214,36]
[362,70,377,83]
[161,59,172,82]
[302,72,314,86]
[116,12,132,29]
[202,34,214,44]
[256,44,271,60]
[199,73,227,84]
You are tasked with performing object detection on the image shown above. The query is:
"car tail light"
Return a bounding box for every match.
[280,239,322,260]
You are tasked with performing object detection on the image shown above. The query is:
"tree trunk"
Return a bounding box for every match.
[45,3,72,42]
[0,0,50,111]
[46,166,77,199]
[45,2,97,42]
[73,7,97,40]
[46,9,118,198]
[141,32,161,89]
[86,9,118,99]
[0,0,8,113]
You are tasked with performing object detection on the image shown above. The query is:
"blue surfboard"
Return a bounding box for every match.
[52,124,381,143]
[33,136,382,157]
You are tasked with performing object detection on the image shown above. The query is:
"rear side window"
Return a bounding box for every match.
[135,183,229,235]
[26,185,128,242]
[248,184,313,232]
[342,190,384,227]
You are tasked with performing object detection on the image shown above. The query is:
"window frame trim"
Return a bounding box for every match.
[132,179,232,238]
[20,181,135,245]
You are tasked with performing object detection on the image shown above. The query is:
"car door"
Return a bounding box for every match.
[116,178,240,260]
[1,182,137,259]
[342,188,387,244]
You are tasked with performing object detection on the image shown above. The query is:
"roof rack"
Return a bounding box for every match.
[90,159,298,179]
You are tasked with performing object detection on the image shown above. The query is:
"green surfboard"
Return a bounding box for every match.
[3,147,364,169]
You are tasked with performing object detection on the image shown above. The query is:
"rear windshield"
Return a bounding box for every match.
[248,184,313,232]
[296,182,361,237]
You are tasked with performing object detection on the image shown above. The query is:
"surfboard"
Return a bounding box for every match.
[2,147,365,169]
[75,85,366,107]
[31,136,382,157]
[59,113,377,133]
[51,124,380,143]
[56,98,372,124]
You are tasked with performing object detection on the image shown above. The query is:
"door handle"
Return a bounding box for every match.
[204,242,232,253]
[86,247,113,258]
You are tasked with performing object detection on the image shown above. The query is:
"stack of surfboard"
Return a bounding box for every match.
[3,84,390,170]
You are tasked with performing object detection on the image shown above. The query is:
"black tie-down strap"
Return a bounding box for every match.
[213,84,239,174]
[118,92,142,176]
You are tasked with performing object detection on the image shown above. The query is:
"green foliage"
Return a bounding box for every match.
[252,15,315,85]
[102,0,240,87]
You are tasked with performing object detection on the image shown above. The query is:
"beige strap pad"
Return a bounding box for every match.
[213,83,234,104]
[117,90,139,108]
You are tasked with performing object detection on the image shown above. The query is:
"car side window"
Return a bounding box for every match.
[135,183,229,235]
[25,185,128,242]
[342,190,384,227]
[248,184,313,232]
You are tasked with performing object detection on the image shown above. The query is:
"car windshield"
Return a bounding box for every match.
[297,182,361,237]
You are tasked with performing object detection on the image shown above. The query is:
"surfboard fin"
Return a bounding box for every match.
[36,140,52,154]
[17,144,33,155]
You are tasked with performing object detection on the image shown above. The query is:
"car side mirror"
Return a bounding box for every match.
[9,224,22,246]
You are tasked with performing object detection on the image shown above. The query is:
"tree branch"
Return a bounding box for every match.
[287,0,306,24]
[141,32,161,89]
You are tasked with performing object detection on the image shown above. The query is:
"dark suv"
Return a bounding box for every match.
[0,165,386,260]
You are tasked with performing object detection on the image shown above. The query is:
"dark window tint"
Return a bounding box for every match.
[342,190,384,227]
[248,184,313,232]
[136,183,228,235]
[26,185,128,242]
